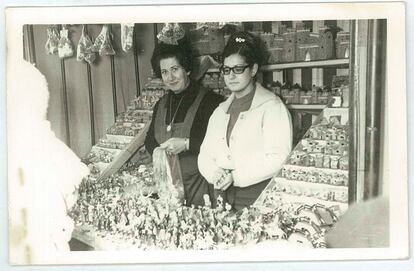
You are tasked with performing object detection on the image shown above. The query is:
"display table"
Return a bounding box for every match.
[71,106,348,251]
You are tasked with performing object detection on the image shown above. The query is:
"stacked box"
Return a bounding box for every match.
[282,30,296,62]
[269,81,282,96]
[318,27,334,60]
[260,32,275,49]
[317,86,331,104]
[300,91,313,104]
[296,44,320,61]
[280,83,291,100]
[251,21,263,32]
[209,28,225,55]
[291,83,302,104]
[255,109,350,214]
[189,27,225,56]
[267,47,284,64]
[336,31,350,58]
[260,32,275,64]
[331,75,349,88]
[295,29,310,45]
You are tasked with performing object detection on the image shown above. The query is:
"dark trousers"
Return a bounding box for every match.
[220,179,271,211]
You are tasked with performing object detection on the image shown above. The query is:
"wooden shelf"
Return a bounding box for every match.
[96,122,150,182]
[206,58,350,73]
[275,177,348,193]
[261,59,350,71]
[276,193,348,214]
[286,104,327,110]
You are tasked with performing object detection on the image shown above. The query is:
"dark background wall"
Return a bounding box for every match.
[25,24,156,157]
[23,21,350,158]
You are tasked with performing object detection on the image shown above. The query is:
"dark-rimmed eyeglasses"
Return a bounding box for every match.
[219,65,251,75]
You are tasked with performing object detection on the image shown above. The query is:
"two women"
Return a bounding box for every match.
[198,31,293,211]
[144,40,223,207]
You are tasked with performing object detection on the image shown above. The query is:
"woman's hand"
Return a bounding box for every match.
[160,137,189,155]
[213,168,233,191]
[212,168,226,183]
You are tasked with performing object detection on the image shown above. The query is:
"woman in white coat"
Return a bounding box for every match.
[198,31,293,211]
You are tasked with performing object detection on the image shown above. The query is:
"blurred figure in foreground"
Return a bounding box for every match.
[325,197,389,248]
[8,60,89,264]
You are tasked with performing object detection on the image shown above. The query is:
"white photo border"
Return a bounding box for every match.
[5,1,408,265]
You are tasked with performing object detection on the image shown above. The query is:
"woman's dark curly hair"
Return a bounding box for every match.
[151,40,194,78]
[222,31,265,70]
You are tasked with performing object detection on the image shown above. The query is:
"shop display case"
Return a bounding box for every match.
[21,19,388,252]
[255,108,349,215]
[67,21,353,250]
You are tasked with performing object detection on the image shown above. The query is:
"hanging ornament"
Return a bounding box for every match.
[218,21,243,29]
[195,22,220,30]
[58,25,74,59]
[196,22,242,30]
[92,24,115,56]
[156,23,185,45]
[121,23,134,52]
[44,26,60,55]
[76,25,96,64]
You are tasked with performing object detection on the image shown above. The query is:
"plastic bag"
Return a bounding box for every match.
[92,25,115,56]
[157,23,185,45]
[76,25,96,64]
[121,23,134,52]
[152,147,185,208]
[45,26,59,55]
[58,27,74,59]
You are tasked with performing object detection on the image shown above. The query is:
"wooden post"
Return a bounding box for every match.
[348,20,369,204]
[22,25,36,64]
[133,23,141,96]
[60,58,71,148]
[364,19,386,199]
[86,62,95,146]
[109,24,118,119]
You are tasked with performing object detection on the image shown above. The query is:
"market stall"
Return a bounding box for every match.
[21,19,387,251]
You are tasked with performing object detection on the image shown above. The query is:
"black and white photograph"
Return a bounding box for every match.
[4,1,408,266]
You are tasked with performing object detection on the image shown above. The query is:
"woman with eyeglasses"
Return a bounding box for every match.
[144,40,224,207]
[198,31,293,211]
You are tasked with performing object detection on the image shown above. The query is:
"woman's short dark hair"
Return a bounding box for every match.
[151,40,193,78]
[222,31,265,69]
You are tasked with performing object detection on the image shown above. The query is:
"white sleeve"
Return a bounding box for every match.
[197,110,222,184]
[232,101,292,187]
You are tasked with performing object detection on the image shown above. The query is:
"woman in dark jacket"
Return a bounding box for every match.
[145,41,223,207]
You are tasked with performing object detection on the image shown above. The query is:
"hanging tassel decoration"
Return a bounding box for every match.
[195,22,220,30]
[121,23,134,52]
[58,25,74,59]
[157,23,185,45]
[45,26,60,55]
[92,24,115,56]
[77,25,96,64]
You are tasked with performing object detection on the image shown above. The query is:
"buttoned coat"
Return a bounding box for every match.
[198,82,293,188]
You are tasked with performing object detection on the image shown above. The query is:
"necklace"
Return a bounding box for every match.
[167,93,187,132]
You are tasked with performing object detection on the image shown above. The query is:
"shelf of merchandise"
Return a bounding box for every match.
[96,123,150,182]
[206,58,350,73]
[286,104,328,110]
[254,107,350,214]
[261,58,350,71]
[274,176,348,194]
[272,193,348,214]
